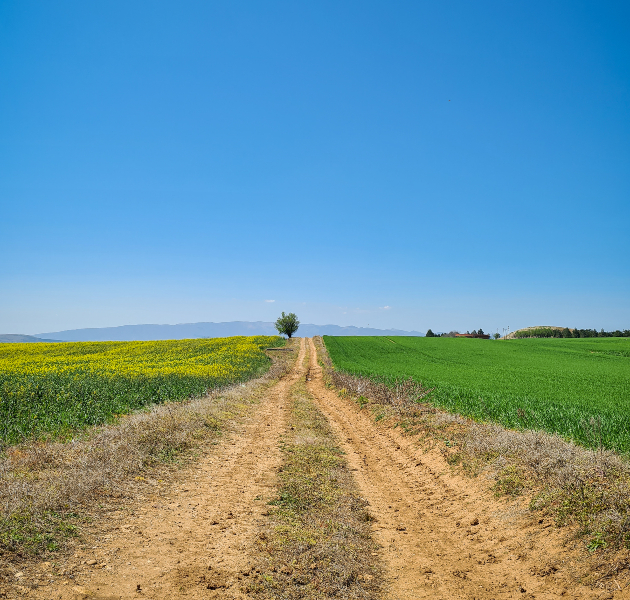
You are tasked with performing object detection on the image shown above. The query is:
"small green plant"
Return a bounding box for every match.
[587,533,606,552]
[269,492,299,507]
[356,395,369,408]
[0,511,78,555]
[157,447,180,463]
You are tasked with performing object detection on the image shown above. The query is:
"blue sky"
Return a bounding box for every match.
[1,1,628,335]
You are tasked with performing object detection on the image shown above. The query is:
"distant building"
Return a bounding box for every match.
[455,333,490,340]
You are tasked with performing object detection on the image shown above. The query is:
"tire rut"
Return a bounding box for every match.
[306,337,593,600]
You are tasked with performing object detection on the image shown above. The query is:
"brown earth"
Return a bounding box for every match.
[10,338,626,600]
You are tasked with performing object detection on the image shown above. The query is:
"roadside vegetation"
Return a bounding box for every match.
[0,341,294,557]
[250,366,381,600]
[323,335,630,453]
[0,336,283,446]
[315,336,630,572]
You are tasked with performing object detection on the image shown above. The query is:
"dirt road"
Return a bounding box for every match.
[25,338,614,600]
[34,338,307,600]
[305,338,601,600]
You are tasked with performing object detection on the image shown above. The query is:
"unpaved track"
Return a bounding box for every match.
[27,337,614,600]
[305,338,597,600]
[36,338,307,600]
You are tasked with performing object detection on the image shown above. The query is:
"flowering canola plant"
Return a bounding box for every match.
[0,336,283,446]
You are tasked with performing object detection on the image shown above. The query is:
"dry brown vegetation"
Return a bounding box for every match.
[314,336,630,580]
[0,348,295,559]
[250,372,382,600]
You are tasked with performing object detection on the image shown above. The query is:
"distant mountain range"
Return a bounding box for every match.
[0,334,61,343]
[1,321,427,342]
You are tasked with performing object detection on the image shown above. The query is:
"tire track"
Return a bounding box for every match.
[306,337,592,600]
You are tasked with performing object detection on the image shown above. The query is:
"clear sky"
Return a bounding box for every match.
[1,1,628,335]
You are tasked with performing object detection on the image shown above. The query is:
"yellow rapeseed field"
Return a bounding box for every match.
[0,336,283,446]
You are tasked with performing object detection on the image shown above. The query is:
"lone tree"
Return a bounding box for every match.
[425,329,435,337]
[275,312,300,339]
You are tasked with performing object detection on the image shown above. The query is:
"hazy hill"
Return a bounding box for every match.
[33,321,425,342]
[0,334,61,343]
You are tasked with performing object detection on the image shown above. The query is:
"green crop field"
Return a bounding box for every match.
[0,336,283,447]
[323,336,630,453]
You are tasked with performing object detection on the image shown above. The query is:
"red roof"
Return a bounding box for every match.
[455,333,490,339]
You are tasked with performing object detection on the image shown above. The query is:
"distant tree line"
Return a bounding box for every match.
[426,329,487,338]
[427,327,630,339]
[514,327,630,339]
[426,329,450,337]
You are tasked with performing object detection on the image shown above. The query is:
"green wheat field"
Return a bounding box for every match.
[324,336,630,453]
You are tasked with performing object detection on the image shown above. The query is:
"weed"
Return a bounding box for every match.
[587,533,606,552]
[0,511,78,554]
[493,465,526,497]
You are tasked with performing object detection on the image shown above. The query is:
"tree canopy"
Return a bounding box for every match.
[275,312,300,338]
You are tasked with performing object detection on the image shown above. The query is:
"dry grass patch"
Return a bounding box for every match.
[314,336,630,582]
[249,376,382,600]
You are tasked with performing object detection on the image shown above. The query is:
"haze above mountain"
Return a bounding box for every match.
[27,322,425,342]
